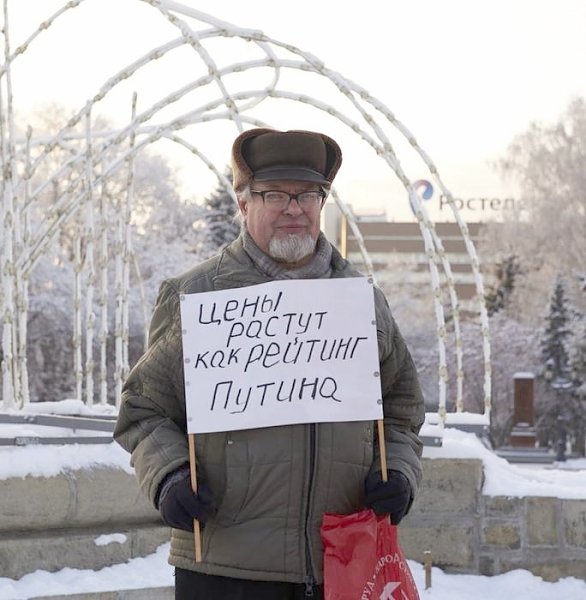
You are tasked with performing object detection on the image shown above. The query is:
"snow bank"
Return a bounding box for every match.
[424,428,586,499]
[0,442,133,479]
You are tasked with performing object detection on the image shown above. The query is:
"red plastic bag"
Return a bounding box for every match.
[321,509,420,600]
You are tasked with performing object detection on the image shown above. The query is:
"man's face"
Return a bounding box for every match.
[239,179,324,264]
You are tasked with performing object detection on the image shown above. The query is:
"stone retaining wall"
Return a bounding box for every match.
[0,467,169,580]
[1,458,584,583]
[401,459,586,581]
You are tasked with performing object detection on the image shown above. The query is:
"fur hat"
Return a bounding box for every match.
[231,128,342,192]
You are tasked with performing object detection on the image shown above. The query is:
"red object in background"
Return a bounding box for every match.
[321,509,420,600]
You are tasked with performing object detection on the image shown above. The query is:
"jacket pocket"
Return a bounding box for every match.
[321,421,374,513]
[215,438,250,524]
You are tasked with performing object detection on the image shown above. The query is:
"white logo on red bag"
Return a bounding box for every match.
[379,581,401,599]
[361,553,409,599]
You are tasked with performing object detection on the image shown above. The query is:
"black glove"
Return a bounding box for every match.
[157,466,216,531]
[364,469,412,525]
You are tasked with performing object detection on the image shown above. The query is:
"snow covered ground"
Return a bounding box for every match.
[1,542,585,599]
[3,405,585,498]
[1,403,585,598]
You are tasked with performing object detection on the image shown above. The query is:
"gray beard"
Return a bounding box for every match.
[268,234,316,263]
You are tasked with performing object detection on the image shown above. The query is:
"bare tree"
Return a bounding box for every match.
[481,98,586,323]
[1,105,206,404]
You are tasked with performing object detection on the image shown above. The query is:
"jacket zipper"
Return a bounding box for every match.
[304,423,316,597]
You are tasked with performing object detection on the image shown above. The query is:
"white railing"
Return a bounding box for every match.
[0,0,491,436]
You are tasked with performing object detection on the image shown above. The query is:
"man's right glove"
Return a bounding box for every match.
[156,465,216,531]
[364,469,412,525]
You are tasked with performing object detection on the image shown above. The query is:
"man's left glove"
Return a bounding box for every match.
[156,465,216,531]
[364,469,412,525]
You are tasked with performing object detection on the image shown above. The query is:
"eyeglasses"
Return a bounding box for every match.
[250,189,326,210]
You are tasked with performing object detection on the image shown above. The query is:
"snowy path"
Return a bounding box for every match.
[0,543,585,599]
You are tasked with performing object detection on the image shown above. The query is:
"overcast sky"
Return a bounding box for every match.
[5,0,586,219]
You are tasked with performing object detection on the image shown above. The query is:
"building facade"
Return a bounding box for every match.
[323,204,491,314]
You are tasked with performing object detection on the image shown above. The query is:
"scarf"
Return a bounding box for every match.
[242,229,333,280]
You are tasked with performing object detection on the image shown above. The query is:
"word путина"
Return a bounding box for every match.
[210,375,341,414]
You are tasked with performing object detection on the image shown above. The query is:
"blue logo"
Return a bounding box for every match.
[409,179,434,214]
[413,179,434,200]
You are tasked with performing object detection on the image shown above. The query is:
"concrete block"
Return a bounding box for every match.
[0,474,72,532]
[499,558,586,582]
[399,524,476,569]
[478,554,497,576]
[131,526,170,558]
[562,499,586,548]
[118,590,173,600]
[483,496,522,518]
[0,529,132,579]
[0,525,169,580]
[412,459,483,515]
[0,468,159,534]
[526,497,558,546]
[72,468,159,527]
[482,523,521,549]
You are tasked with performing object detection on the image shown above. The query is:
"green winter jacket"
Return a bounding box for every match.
[114,236,425,584]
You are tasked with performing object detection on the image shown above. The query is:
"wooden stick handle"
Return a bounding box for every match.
[377,419,388,482]
[188,433,202,562]
[377,419,393,525]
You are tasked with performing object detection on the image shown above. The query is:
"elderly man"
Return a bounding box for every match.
[114,128,425,600]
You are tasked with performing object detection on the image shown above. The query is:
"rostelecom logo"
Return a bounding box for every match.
[409,179,434,214]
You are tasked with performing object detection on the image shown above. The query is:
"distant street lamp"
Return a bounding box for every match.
[543,358,574,462]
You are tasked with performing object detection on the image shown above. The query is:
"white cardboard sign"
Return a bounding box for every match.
[179,277,383,434]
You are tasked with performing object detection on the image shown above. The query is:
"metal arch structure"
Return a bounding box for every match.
[0,0,491,428]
